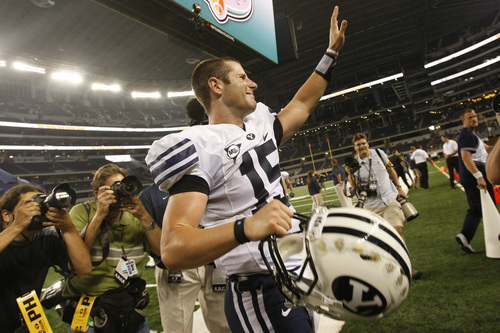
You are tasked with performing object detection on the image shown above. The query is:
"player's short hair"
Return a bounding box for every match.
[191,57,239,113]
[352,132,367,145]
[460,108,475,120]
[92,164,128,193]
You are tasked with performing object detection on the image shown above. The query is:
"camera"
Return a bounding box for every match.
[493,94,500,114]
[344,156,361,173]
[355,190,368,208]
[192,3,201,15]
[354,185,377,208]
[29,183,77,231]
[397,197,419,222]
[109,175,142,210]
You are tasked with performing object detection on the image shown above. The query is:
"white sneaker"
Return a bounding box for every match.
[456,233,475,253]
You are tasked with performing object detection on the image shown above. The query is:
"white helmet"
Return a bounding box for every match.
[260,206,412,321]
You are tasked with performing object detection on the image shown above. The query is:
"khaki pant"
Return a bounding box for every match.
[311,193,324,209]
[334,183,353,208]
[365,200,405,228]
[155,265,230,333]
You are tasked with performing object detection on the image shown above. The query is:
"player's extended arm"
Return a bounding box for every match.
[462,150,487,189]
[278,5,347,144]
[161,192,293,271]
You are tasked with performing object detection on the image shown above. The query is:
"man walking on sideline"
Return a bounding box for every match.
[456,108,496,253]
[441,134,460,189]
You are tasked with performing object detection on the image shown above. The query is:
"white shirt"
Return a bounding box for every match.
[411,149,429,164]
[354,149,398,208]
[443,139,458,157]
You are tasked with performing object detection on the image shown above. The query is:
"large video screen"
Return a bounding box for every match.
[172,0,279,63]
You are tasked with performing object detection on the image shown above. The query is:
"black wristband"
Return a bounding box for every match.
[314,53,337,81]
[234,218,250,244]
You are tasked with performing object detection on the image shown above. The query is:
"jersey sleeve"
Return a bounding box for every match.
[460,132,479,153]
[146,134,204,192]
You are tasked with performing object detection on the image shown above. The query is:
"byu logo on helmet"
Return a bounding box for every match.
[332,276,387,316]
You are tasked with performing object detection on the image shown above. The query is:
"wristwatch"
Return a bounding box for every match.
[143,220,156,231]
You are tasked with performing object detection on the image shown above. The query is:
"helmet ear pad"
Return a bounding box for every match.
[277,234,304,262]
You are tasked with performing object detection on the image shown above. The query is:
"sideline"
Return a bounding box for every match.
[431,162,465,192]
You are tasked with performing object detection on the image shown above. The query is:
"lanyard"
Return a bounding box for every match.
[111,224,126,259]
[357,157,372,185]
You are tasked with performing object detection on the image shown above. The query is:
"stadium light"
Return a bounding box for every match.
[425,33,500,69]
[167,90,194,98]
[131,91,161,99]
[0,61,6,67]
[92,83,121,92]
[430,55,500,86]
[13,62,46,74]
[0,120,186,133]
[0,145,152,151]
[105,154,132,162]
[320,73,404,101]
[51,71,83,84]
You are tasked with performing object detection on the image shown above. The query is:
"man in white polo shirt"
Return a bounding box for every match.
[441,134,460,189]
[411,145,433,189]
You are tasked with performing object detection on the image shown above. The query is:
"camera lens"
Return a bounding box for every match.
[54,192,72,206]
[493,94,500,113]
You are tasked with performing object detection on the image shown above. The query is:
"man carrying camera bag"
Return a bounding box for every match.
[0,184,91,332]
[63,164,161,333]
[345,133,422,279]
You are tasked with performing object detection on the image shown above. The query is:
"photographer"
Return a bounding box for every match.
[0,184,91,332]
[63,164,161,333]
[346,133,422,279]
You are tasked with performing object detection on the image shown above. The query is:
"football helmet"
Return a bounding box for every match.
[260,206,412,321]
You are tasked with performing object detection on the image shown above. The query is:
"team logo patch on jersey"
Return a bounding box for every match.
[246,133,255,140]
[225,144,241,160]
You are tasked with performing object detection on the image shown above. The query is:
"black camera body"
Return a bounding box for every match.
[354,186,377,208]
[109,175,142,210]
[29,183,77,231]
[344,156,361,173]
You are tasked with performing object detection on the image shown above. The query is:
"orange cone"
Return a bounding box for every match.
[495,186,500,204]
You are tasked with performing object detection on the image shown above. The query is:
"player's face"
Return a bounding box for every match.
[354,138,370,158]
[222,61,258,117]
[462,110,478,130]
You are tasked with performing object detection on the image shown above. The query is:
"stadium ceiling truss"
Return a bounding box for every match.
[0,0,498,109]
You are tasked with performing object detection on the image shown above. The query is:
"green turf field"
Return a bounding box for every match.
[42,159,500,332]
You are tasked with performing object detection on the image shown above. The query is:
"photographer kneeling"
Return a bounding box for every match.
[62,164,161,333]
[346,133,422,280]
[0,184,91,332]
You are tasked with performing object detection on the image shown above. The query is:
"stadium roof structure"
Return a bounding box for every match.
[0,0,498,110]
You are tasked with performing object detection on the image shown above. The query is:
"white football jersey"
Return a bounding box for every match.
[147,103,301,276]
